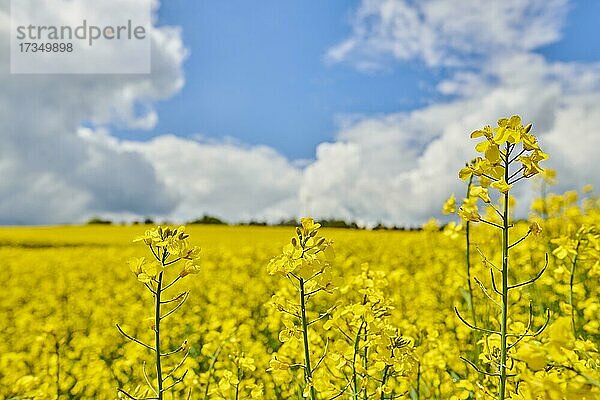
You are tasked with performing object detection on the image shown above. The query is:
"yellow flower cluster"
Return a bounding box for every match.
[267,217,335,280]
[133,225,202,278]
[457,116,549,224]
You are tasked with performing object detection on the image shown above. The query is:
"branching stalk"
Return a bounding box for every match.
[465,175,477,331]
[117,226,199,398]
[498,143,511,400]
[299,277,317,400]
[569,241,581,336]
[155,271,164,398]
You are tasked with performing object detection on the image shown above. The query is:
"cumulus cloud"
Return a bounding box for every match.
[0,0,186,224]
[284,0,598,226]
[326,0,568,69]
[121,135,302,223]
[1,0,598,226]
[303,53,600,225]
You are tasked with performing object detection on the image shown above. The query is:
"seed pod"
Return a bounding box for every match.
[524,123,532,133]
[291,237,297,247]
[296,227,302,238]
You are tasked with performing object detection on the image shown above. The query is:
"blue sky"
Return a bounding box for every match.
[115,0,449,158]
[539,0,600,62]
[1,0,599,225]
[111,0,600,159]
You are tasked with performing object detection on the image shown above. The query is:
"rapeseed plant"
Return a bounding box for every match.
[116,226,201,399]
[551,225,599,336]
[456,115,551,399]
[323,264,416,399]
[267,218,335,399]
[444,175,477,341]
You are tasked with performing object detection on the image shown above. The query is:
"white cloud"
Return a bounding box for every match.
[0,0,186,224]
[284,0,598,226]
[326,0,568,69]
[301,53,600,226]
[0,0,598,227]
[121,135,302,223]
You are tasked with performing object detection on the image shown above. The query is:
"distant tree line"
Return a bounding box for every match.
[87,215,423,231]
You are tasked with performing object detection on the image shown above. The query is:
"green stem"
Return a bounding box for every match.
[203,347,222,399]
[380,365,390,400]
[235,367,241,400]
[362,326,368,400]
[55,338,61,399]
[299,278,317,400]
[465,176,477,335]
[499,145,510,400]
[155,271,164,399]
[569,241,581,337]
[415,362,420,399]
[352,322,365,400]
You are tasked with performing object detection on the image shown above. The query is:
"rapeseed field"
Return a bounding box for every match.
[1,117,598,399]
